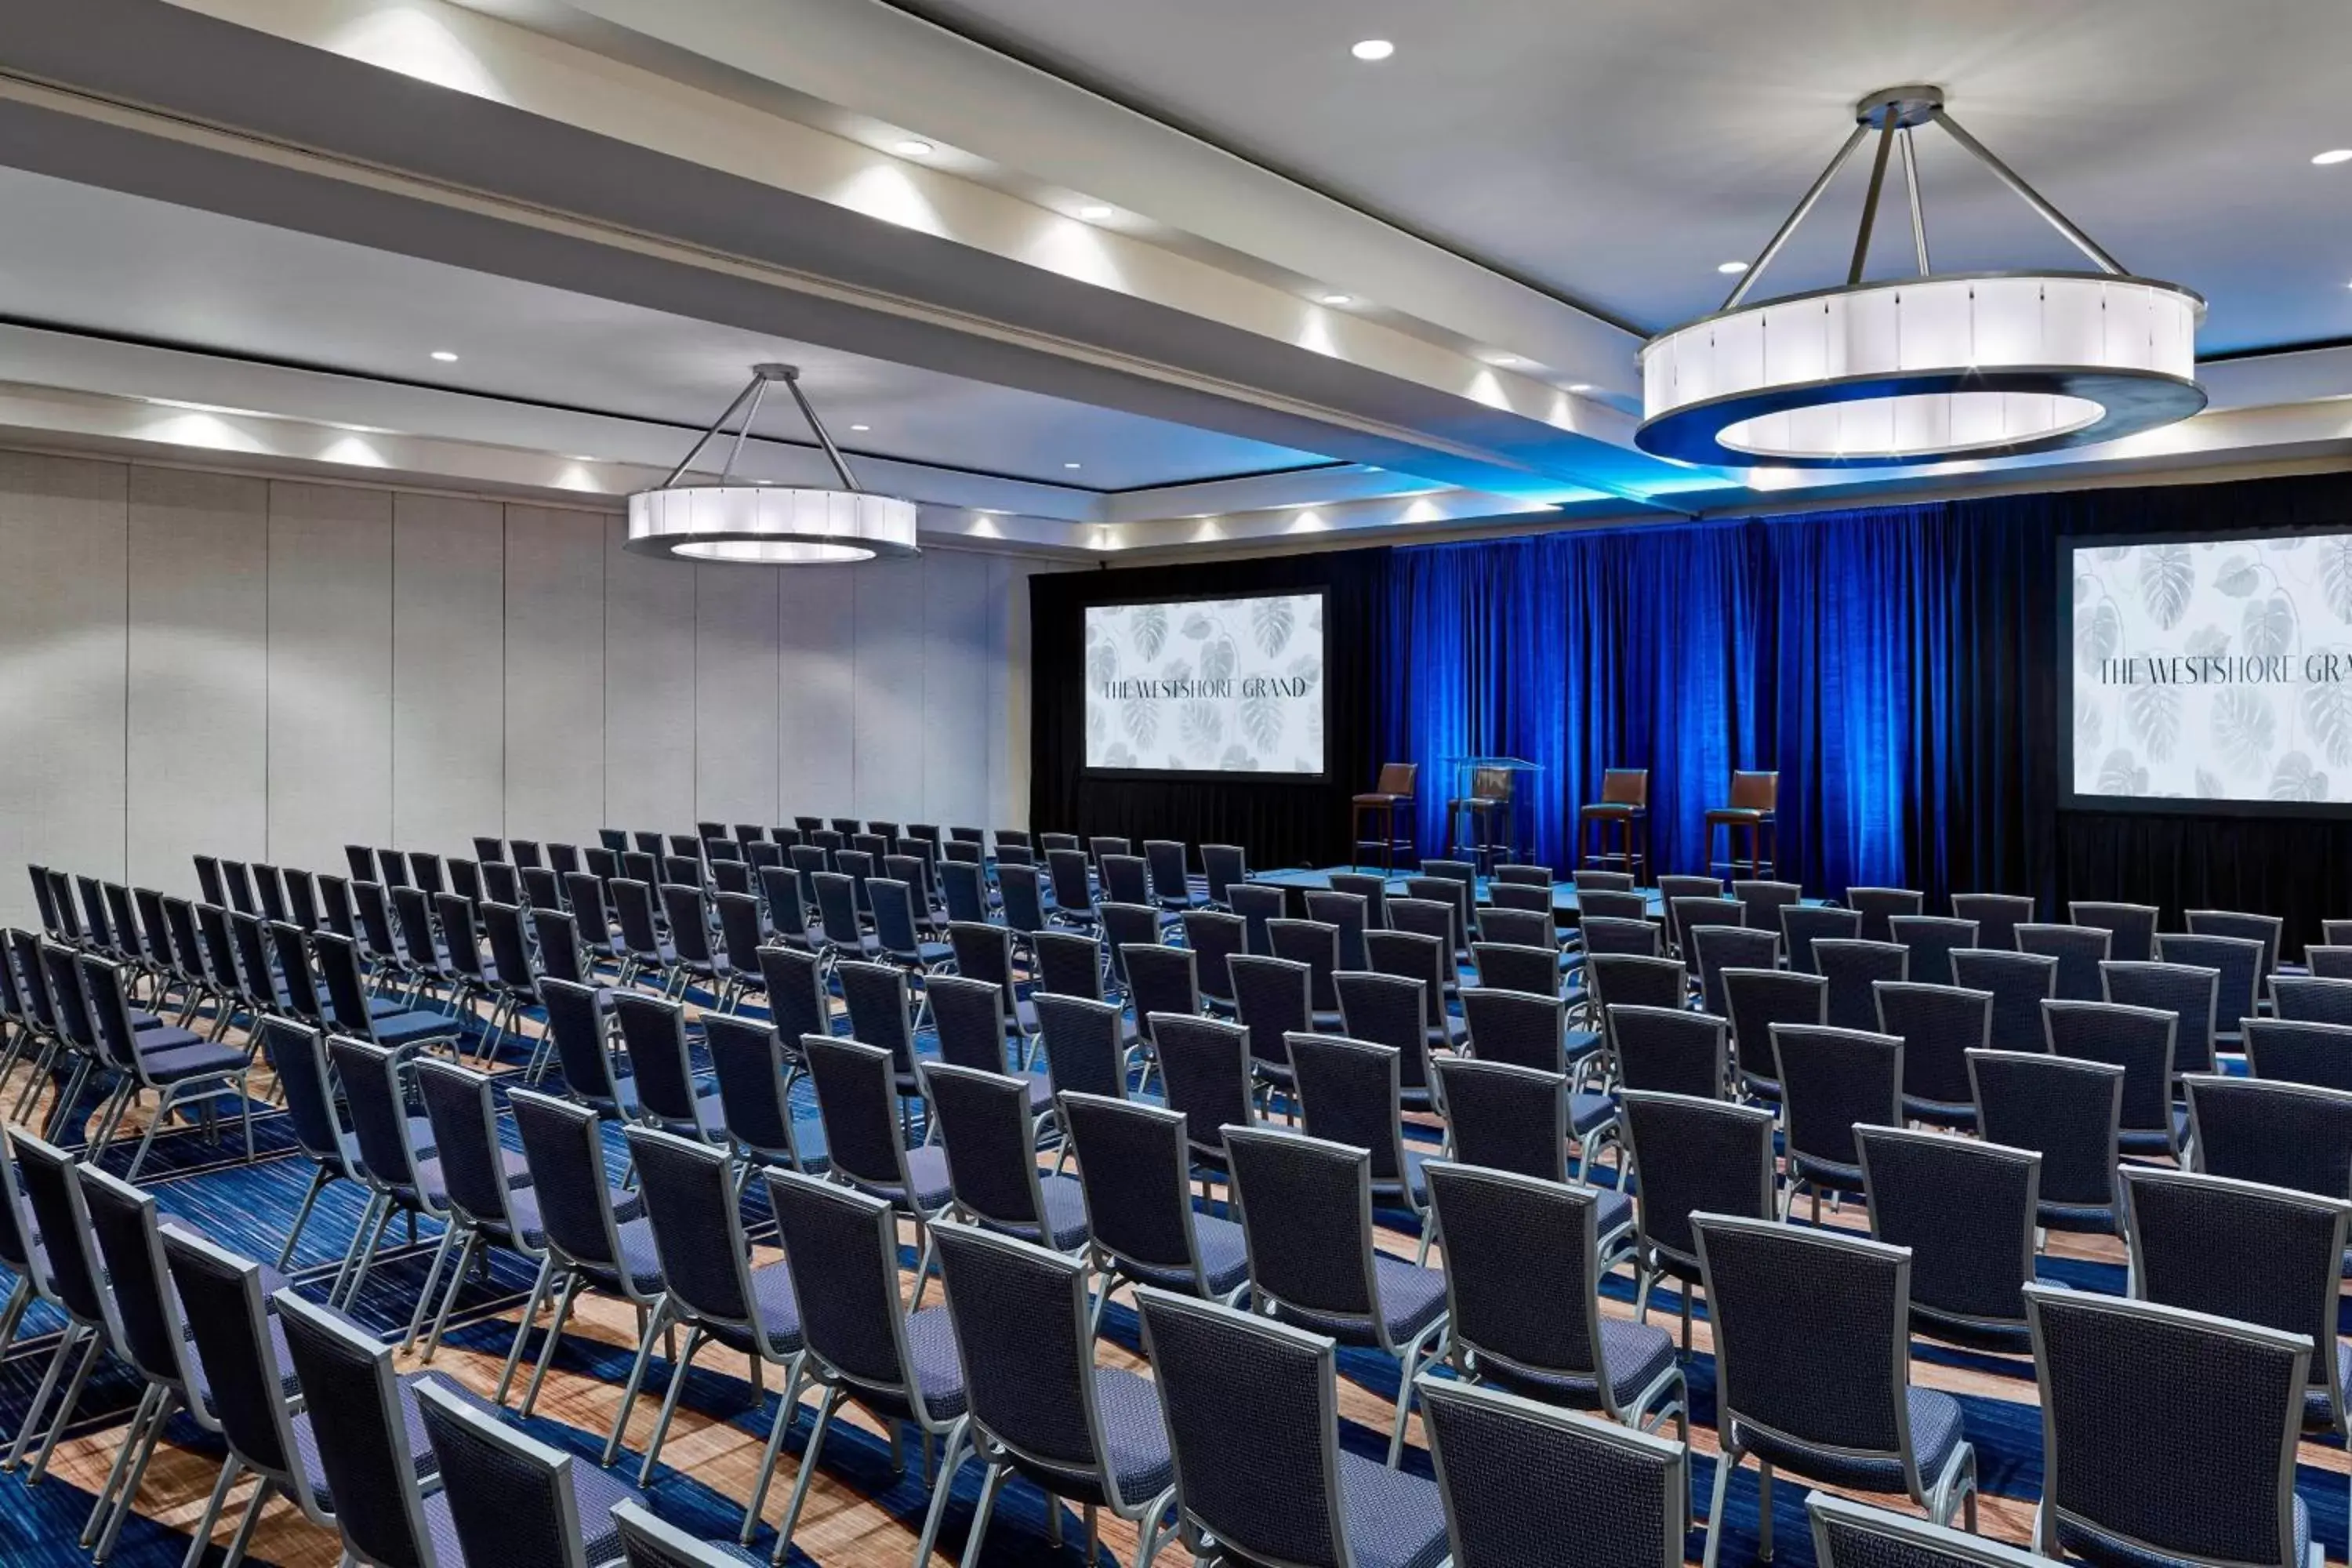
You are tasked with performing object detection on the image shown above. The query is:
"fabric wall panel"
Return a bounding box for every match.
[602,515,696,837]
[392,493,504,861]
[694,563,779,831]
[502,505,607,846]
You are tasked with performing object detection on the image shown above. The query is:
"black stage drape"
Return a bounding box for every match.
[1027,470,2352,944]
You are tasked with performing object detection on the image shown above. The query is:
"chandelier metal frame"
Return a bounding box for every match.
[625,363,920,564]
[1635,85,2206,470]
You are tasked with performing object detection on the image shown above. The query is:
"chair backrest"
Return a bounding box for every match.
[2187,1074,2352,1200]
[924,1062,1051,1230]
[1571,869,1636,895]
[1035,993,1129,1100]
[1421,1377,1687,1568]
[1950,948,2056,1054]
[1047,848,1097,915]
[2100,960,2217,1075]
[1697,1215,1915,1474]
[1471,941,1562,1001]
[332,1034,426,1200]
[414,1377,596,1568]
[1183,909,1247,1005]
[867,878,926,962]
[1124,942,1200,1047]
[274,1289,439,1566]
[416,1057,521,1233]
[260,1017,347,1167]
[1692,922,1776,1013]
[1816,938,1907,1033]
[612,992,707,1133]
[838,960,918,1077]
[1671,898,1746,981]
[2043,1000,2177,1142]
[926,971,1011,1077]
[1617,1091,1777,1267]
[948,920,1020,1011]
[1145,840,1194,907]
[1373,760,1418,797]
[1847,887,1924,945]
[79,1164,197,1394]
[1152,1014,1256,1160]
[1486,883,1553,916]
[1780,903,1862,975]
[1889,915,1977,989]
[2123,1166,2348,1419]
[623,1125,758,1329]
[2245,1015,2352,1091]
[1722,967,1824,1087]
[1288,1033,1410,1184]
[938,858,988,924]
[390,884,442,971]
[1364,927,1450,1031]
[1268,918,1341,1013]
[1328,872,1388,931]
[537,976,624,1109]
[1136,1288,1354,1568]
[1100,855,1153,908]
[1200,844,1247,906]
[449,858,487,906]
[481,901,538,999]
[811,872,862,946]
[1875,981,1991,1111]
[998,864,1050,935]
[13,1129,111,1330]
[2304,948,2352,982]
[1775,1024,1903,1177]
[1969,1049,2123,1212]
[1058,1091,1207,1285]
[767,1170,927,1404]
[1726,769,1777,811]
[1430,1056,1567,1182]
[1033,928,1105,1001]
[706,1016,804,1174]
[2154,932,2263,1038]
[1611,1005,1727,1099]
[162,1229,306,1496]
[1334,970,1434,1092]
[1303,891,1370,971]
[1229,953,1311,1071]
[930,1221,1116,1495]
[1807,1494,2046,1568]
[1949,893,2033,953]
[1425,1163,1610,1395]
[1391,891,1464,956]
[2016,922,2113,1003]
[2274,975,2352,1025]
[508,1088,627,1275]
[2069,901,2160,964]
[804,1033,916,1193]
[1461,985,1566,1074]
[1226,1127,1381,1324]
[1858,1124,2042,1343]
[2027,1287,2310,1568]
[757,944,829,1047]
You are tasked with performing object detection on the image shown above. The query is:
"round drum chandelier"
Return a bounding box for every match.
[1636,86,2205,470]
[626,363,918,563]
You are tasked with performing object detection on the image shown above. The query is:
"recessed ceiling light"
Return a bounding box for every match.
[1566,383,1595,394]
[1064,462,1082,470]
[1488,354,1523,367]
[1716,260,1749,275]
[1076,203,1115,221]
[2313,149,2352,165]
[895,139,935,157]
[849,423,871,432]
[430,350,459,361]
[1319,292,1355,306]
[1350,39,1395,60]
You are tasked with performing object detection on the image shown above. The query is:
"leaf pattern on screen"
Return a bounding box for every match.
[2214,556,2259,597]
[2186,625,2229,657]
[2194,767,2225,798]
[2325,539,2352,623]
[2211,688,2277,777]
[2074,693,2103,753]
[2074,598,2120,674]
[1181,612,1213,640]
[2271,751,2330,802]
[1200,636,1237,684]
[1131,603,1168,662]
[2096,748,2149,797]
[2124,682,2181,762]
[1121,696,1160,750]
[2304,673,2352,767]
[1180,699,1222,758]
[2138,544,2193,630]
[1086,639,1116,692]
[2241,593,2295,659]
[1240,691,1284,753]
[1219,744,1258,771]
[1251,595,1294,657]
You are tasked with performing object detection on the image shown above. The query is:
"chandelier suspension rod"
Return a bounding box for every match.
[1900,126,1931,274]
[1846,109,1901,285]
[780,368,862,494]
[659,374,762,490]
[1929,108,2126,277]
[720,372,773,485]
[1721,124,1868,310]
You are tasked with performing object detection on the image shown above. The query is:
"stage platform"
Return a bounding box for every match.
[1250,865,1827,916]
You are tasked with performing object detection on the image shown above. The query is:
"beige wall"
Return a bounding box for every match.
[0,451,1049,929]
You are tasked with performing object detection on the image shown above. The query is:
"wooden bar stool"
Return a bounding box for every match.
[1351,762,1419,871]
[1704,770,1780,879]
[1577,768,1650,884]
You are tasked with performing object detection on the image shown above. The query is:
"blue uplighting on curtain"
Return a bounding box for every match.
[1381,506,1989,896]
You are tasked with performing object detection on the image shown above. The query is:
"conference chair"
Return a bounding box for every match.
[1035,993,1131,1105]
[2246,1016,2352,1091]
[2103,958,2220,1076]
[415,1378,652,1568]
[1691,924,1777,1015]
[1287,1033,1433,1244]
[947,920,1040,1045]
[619,1127,808,1523]
[1100,855,1157,912]
[1149,1013,1258,1188]
[930,974,1052,1114]
[837,959,930,1124]
[1058,1091,1251,1338]
[612,991,728,1145]
[1671,897,1745,980]
[1329,869,1390,931]
[6,1131,123,1483]
[1228,882,1285,959]
[2016,922,2112,1004]
[1303,889,1371,973]
[1424,1161,1686,1439]
[409,1057,568,1359]
[1572,869,1637,895]
[1816,938,1907,1033]
[1200,844,1248,909]
[921,1059,1090,1251]
[2186,1074,2352,1203]
[2025,1287,2321,1568]
[2186,909,2286,983]
[929,1221,1182,1568]
[1229,952,1315,1093]
[1969,1049,2125,1234]
[1890,914,1978,989]
[1846,887,1923,945]
[2157,931,2265,1051]
[1472,938,1570,1004]
[1617,1090,1777,1353]
[1580,888,1653,931]
[82,952,254,1177]
[1951,947,2057,1054]
[328,1034,481,1313]
[703,1011,813,1178]
[1421,1378,1690,1568]
[2043,999,2185,1159]
[761,1169,972,1568]
[1135,1289,1447,1568]
[1721,966,1824,1102]
[1364,926,1457,1047]
[1731,877,1802,938]
[0,1149,43,1382]
[1334,970,1439,1110]
[801,1033,954,1303]
[1876,979,1991,1129]
[1809,1495,2047,1568]
[1047,848,1101,932]
[2276,975,2352,1025]
[1425,1057,1634,1242]
[1125,941,1202,1070]
[1610,1005,1729,1099]
[1034,927,1109,1003]
[2066,901,2160,966]
[1775,1023,1902,1221]
[1949,892,2033,952]
[1857,1126,2045,1352]
[1780,902,1860,975]
[1695,1216,1977,1568]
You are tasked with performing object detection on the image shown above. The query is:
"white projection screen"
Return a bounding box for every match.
[2069,529,2352,809]
[1084,591,1326,775]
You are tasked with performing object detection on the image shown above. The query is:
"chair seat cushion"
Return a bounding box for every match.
[1705,808,1770,823]
[2307,1339,2352,1428]
[2118,1106,2190,1156]
[1092,1365,1174,1499]
[506,1181,643,1249]
[1335,1450,1450,1568]
[2037,1199,2121,1234]
[422,1436,649,1566]
[373,1009,466,1047]
[1277,1254,1448,1347]
[1791,1152,1865,1193]
[984,1172,1091,1252]
[1900,1095,1977,1130]
[648,1090,728,1142]
[136,1039,249,1084]
[1484,1315,1678,1413]
[705,1258,804,1359]
[902,1302,967,1419]
[1581,803,1642,818]
[413,1148,534,1208]
[1569,1090,1617,1138]
[1730,1387,1964,1493]
[1353,793,1406,807]
[295,1370,493,1508]
[1118,1211,1250,1298]
[854,1143,955,1213]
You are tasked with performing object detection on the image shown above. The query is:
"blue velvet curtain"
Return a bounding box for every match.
[1382,505,2024,899]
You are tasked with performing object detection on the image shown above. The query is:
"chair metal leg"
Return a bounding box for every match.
[340,1199,400,1310]
[82,1385,160,1547]
[8,1326,85,1470]
[602,1298,671,1465]
[520,1275,585,1420]
[1758,1460,1775,1560]
[1700,1446,1740,1568]
[956,1460,1010,1568]
[0,1275,31,1359]
[772,1385,844,1565]
[278,1167,334,1270]
[217,1477,274,1568]
[179,1457,243,1568]
[421,1230,483,1361]
[738,1356,808,1545]
[402,1220,463,1352]
[910,1415,972,1568]
[329,1192,387,1306]
[637,1324,706,1485]
[496,1255,558,1406]
[94,1388,176,1563]
[27,1329,105,1482]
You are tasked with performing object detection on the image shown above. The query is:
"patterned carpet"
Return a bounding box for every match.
[1,978,2345,1568]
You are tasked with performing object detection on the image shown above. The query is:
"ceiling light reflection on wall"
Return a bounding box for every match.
[626,363,917,564]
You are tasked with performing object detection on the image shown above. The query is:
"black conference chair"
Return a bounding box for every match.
[1611,1005,1729,1099]
[1722,967,1824,1102]
[1808,1494,2045,1568]
[1694,1215,1976,1568]
[1950,893,2034,953]
[2070,901,2160,964]
[2017,923,2113,1004]
[1287,1032,1433,1247]
[922,1059,1089,1251]
[1969,1048,2125,1235]
[1617,1090,1777,1354]
[2044,998,2185,1160]
[1780,904,1860,976]
[1890,915,1978,989]
[1848,886,1924,944]
[416,1377,651,1568]
[2246,1016,2352,1091]
[1857,1126,2044,1352]
[1775,1023,1902,1221]
[1877,980,1990,1130]
[1951,947,2056,1055]
[1058,1091,1250,1338]
[2187,1075,2352,1203]
[2276,975,2352,1027]
[1816,938,1907,1034]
